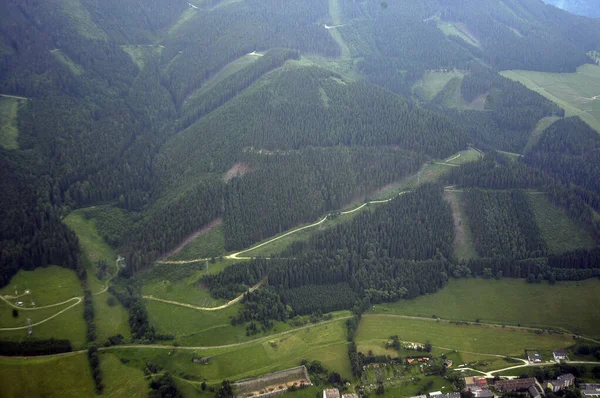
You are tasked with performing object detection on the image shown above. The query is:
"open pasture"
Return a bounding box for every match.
[357,314,574,357]
[501,64,600,133]
[373,278,600,339]
[0,96,22,150]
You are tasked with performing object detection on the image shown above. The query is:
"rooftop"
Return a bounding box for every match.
[324,389,341,398]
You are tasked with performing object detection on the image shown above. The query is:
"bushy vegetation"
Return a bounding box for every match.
[0,339,72,356]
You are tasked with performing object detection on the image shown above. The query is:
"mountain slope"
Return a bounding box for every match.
[542,0,600,18]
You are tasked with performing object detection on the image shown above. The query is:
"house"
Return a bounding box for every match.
[407,359,415,365]
[342,394,359,398]
[553,349,569,361]
[581,385,600,398]
[495,378,537,392]
[324,388,340,398]
[429,392,443,397]
[547,374,575,392]
[440,393,461,398]
[443,359,453,368]
[526,351,542,363]
[465,376,488,390]
[528,386,541,398]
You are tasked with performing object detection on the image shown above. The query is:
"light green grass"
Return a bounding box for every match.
[0,96,21,150]
[168,224,225,261]
[373,278,600,338]
[143,275,227,308]
[437,20,480,48]
[501,64,600,133]
[413,70,466,102]
[497,150,523,160]
[184,54,260,105]
[525,116,561,152]
[121,45,164,70]
[445,191,478,261]
[100,352,148,397]
[94,291,131,342]
[112,319,352,382]
[168,7,199,35]
[528,193,596,254]
[0,353,95,398]
[50,49,83,75]
[0,266,83,305]
[60,0,107,40]
[65,210,117,268]
[357,314,574,357]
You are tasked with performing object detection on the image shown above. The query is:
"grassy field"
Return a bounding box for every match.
[112,318,353,381]
[65,210,117,268]
[525,116,561,152]
[168,7,198,35]
[100,352,148,397]
[437,20,480,48]
[50,49,83,75]
[143,275,227,308]
[0,267,87,346]
[357,314,574,357]
[121,45,163,70]
[0,96,21,150]
[413,70,466,102]
[0,353,96,398]
[528,193,596,254]
[168,223,225,261]
[501,64,600,133]
[94,291,131,342]
[184,54,260,106]
[373,278,600,338]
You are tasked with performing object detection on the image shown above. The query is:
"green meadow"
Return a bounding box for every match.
[373,278,600,338]
[501,64,600,133]
[357,314,574,357]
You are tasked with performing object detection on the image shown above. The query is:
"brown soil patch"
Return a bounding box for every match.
[162,218,222,259]
[224,162,252,182]
[444,191,466,248]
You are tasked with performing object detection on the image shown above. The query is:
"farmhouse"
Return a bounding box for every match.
[526,351,542,363]
[323,388,340,398]
[495,378,537,392]
[546,374,575,392]
[552,349,569,361]
[443,359,453,368]
[342,394,359,398]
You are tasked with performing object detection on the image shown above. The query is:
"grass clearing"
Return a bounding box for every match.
[121,45,164,70]
[65,210,117,268]
[437,20,480,48]
[167,223,225,261]
[528,193,596,254]
[445,191,478,261]
[357,314,574,357]
[61,0,107,40]
[94,291,131,342]
[143,274,227,308]
[50,49,83,75]
[0,96,21,150]
[413,70,466,102]
[0,353,95,398]
[501,64,600,133]
[100,352,148,397]
[373,278,600,338]
[168,7,199,35]
[184,54,260,105]
[525,116,561,152]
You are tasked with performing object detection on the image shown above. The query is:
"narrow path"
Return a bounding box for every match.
[0,94,28,101]
[143,281,263,311]
[0,297,82,331]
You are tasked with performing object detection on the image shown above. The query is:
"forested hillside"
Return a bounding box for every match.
[1,0,600,284]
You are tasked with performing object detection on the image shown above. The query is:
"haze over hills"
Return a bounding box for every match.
[542,0,600,18]
[0,0,600,396]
